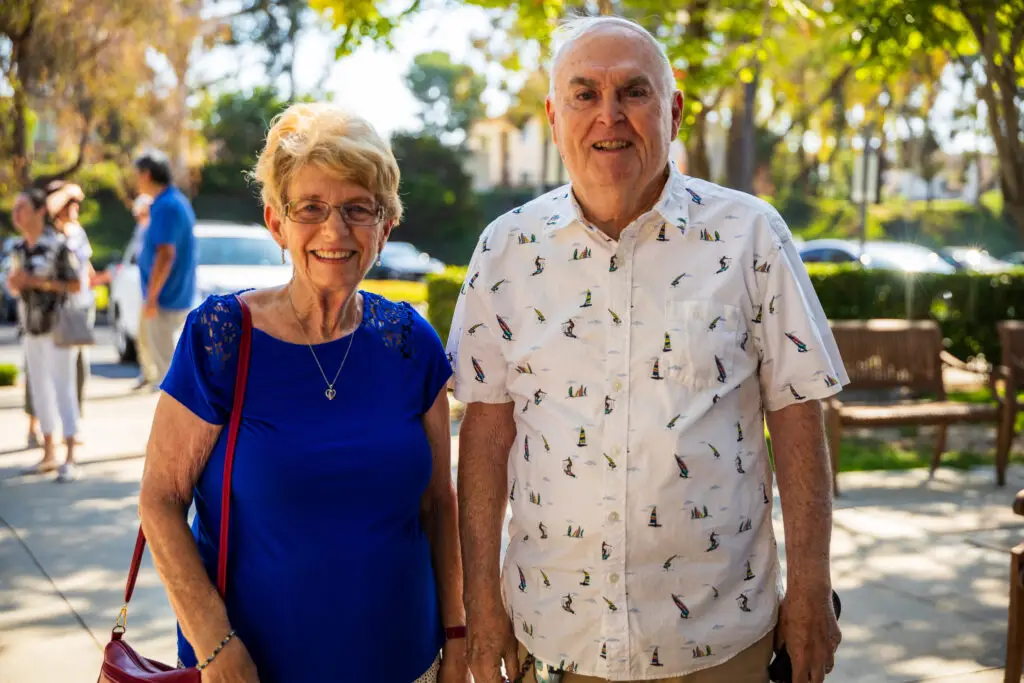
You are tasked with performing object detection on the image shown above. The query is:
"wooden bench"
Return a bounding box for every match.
[823,319,1014,496]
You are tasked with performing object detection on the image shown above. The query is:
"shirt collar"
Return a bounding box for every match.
[543,162,692,236]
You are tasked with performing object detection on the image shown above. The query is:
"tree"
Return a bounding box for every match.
[0,0,203,193]
[202,87,293,168]
[389,133,481,262]
[405,51,487,142]
[838,0,1024,237]
[307,0,426,58]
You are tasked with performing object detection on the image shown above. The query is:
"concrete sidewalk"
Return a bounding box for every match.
[1,382,1021,682]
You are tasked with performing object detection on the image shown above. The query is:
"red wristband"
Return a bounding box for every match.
[445,626,466,640]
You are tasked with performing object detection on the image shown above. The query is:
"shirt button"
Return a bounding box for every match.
[609,511,620,522]
[610,573,620,583]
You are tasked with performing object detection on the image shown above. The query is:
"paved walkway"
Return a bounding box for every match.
[0,375,1020,682]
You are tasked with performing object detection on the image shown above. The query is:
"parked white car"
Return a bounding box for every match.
[109,221,292,362]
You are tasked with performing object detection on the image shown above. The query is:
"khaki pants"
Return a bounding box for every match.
[141,308,188,385]
[517,632,774,683]
[136,307,154,383]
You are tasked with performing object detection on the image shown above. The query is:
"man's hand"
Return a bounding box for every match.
[775,587,841,682]
[438,638,471,683]
[143,300,159,320]
[466,601,519,683]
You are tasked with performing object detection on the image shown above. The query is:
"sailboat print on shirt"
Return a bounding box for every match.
[651,359,665,380]
[716,356,727,383]
[675,455,689,478]
[609,309,622,326]
[663,555,679,570]
[671,273,690,287]
[523,621,534,636]
[472,358,486,383]
[530,490,542,505]
[468,271,480,288]
[515,363,534,375]
[518,566,527,592]
[686,188,704,205]
[580,290,593,308]
[580,570,591,586]
[524,436,531,461]
[603,597,618,612]
[824,374,839,387]
[656,223,669,241]
[667,414,682,429]
[497,315,513,341]
[752,305,763,323]
[663,333,672,352]
[785,332,809,352]
[467,322,486,335]
[698,227,722,242]
[735,456,746,474]
[649,506,663,528]
[577,427,587,447]
[567,525,584,538]
[754,259,771,273]
[770,294,780,314]
[491,279,509,293]
[604,453,617,470]
[519,232,538,244]
[706,443,721,458]
[738,517,753,533]
[744,560,756,580]
[571,247,593,260]
[568,385,588,398]
[534,308,546,323]
[672,594,690,618]
[541,569,551,587]
[692,645,713,659]
[690,505,710,519]
[542,435,551,452]
[600,643,608,660]
[761,482,770,504]
[737,422,744,441]
[788,383,806,400]
[651,647,665,666]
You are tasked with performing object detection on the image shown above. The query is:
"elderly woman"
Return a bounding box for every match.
[7,187,82,480]
[138,103,468,683]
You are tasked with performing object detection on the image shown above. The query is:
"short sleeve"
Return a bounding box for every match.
[161,295,244,424]
[408,304,453,414]
[446,225,511,404]
[753,213,849,412]
[147,200,175,246]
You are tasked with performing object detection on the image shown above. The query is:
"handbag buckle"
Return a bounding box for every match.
[113,604,128,634]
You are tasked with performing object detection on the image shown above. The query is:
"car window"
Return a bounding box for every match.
[800,248,827,263]
[197,236,286,266]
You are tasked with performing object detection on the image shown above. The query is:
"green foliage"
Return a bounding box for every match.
[406,51,487,139]
[201,87,293,170]
[426,266,468,346]
[0,364,18,387]
[390,133,482,264]
[805,264,1024,362]
[307,0,426,57]
[361,279,427,305]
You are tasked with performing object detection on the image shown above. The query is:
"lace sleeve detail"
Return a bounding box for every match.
[364,293,415,359]
[197,294,244,375]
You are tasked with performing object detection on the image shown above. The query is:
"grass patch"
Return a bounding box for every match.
[948,388,1024,433]
[361,279,428,305]
[0,363,18,387]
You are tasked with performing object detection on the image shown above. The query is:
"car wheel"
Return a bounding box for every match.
[114,307,137,364]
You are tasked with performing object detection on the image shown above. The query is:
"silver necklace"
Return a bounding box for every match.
[287,291,357,400]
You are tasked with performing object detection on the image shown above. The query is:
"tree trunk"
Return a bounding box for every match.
[10,21,35,188]
[686,114,711,180]
[727,72,758,194]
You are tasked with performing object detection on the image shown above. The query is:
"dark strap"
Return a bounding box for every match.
[121,294,253,607]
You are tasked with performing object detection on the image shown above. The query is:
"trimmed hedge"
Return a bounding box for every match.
[0,363,18,387]
[426,266,467,346]
[423,263,1024,363]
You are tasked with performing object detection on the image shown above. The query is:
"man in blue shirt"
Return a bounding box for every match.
[134,149,197,386]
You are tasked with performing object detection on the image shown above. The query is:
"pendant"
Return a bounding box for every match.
[325,387,336,400]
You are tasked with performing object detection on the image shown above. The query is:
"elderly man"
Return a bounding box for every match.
[448,15,847,683]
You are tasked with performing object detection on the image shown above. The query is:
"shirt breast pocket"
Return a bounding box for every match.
[664,300,741,391]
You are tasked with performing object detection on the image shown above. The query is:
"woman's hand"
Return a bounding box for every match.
[438,639,470,683]
[199,638,260,683]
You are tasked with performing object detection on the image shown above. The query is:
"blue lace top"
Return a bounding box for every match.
[162,291,452,683]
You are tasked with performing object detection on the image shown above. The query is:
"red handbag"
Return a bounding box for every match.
[99,296,253,682]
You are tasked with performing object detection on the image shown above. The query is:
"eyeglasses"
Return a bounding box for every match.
[283,199,384,226]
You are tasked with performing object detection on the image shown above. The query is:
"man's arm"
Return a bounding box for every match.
[766,399,832,590]
[146,244,176,306]
[458,400,518,682]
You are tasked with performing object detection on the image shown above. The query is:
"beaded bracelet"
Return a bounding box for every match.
[196,629,237,671]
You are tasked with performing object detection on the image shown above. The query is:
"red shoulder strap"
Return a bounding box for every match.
[120,294,253,612]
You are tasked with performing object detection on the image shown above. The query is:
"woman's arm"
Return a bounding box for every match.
[138,393,233,657]
[421,388,466,643]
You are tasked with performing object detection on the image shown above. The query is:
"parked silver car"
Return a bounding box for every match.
[798,239,956,274]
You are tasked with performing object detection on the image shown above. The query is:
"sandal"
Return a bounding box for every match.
[24,459,60,475]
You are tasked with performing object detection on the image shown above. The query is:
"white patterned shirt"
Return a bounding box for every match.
[447,165,849,680]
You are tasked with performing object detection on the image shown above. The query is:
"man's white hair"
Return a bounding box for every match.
[548,15,676,98]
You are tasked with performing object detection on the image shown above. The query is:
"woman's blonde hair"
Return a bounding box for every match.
[251,102,403,225]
